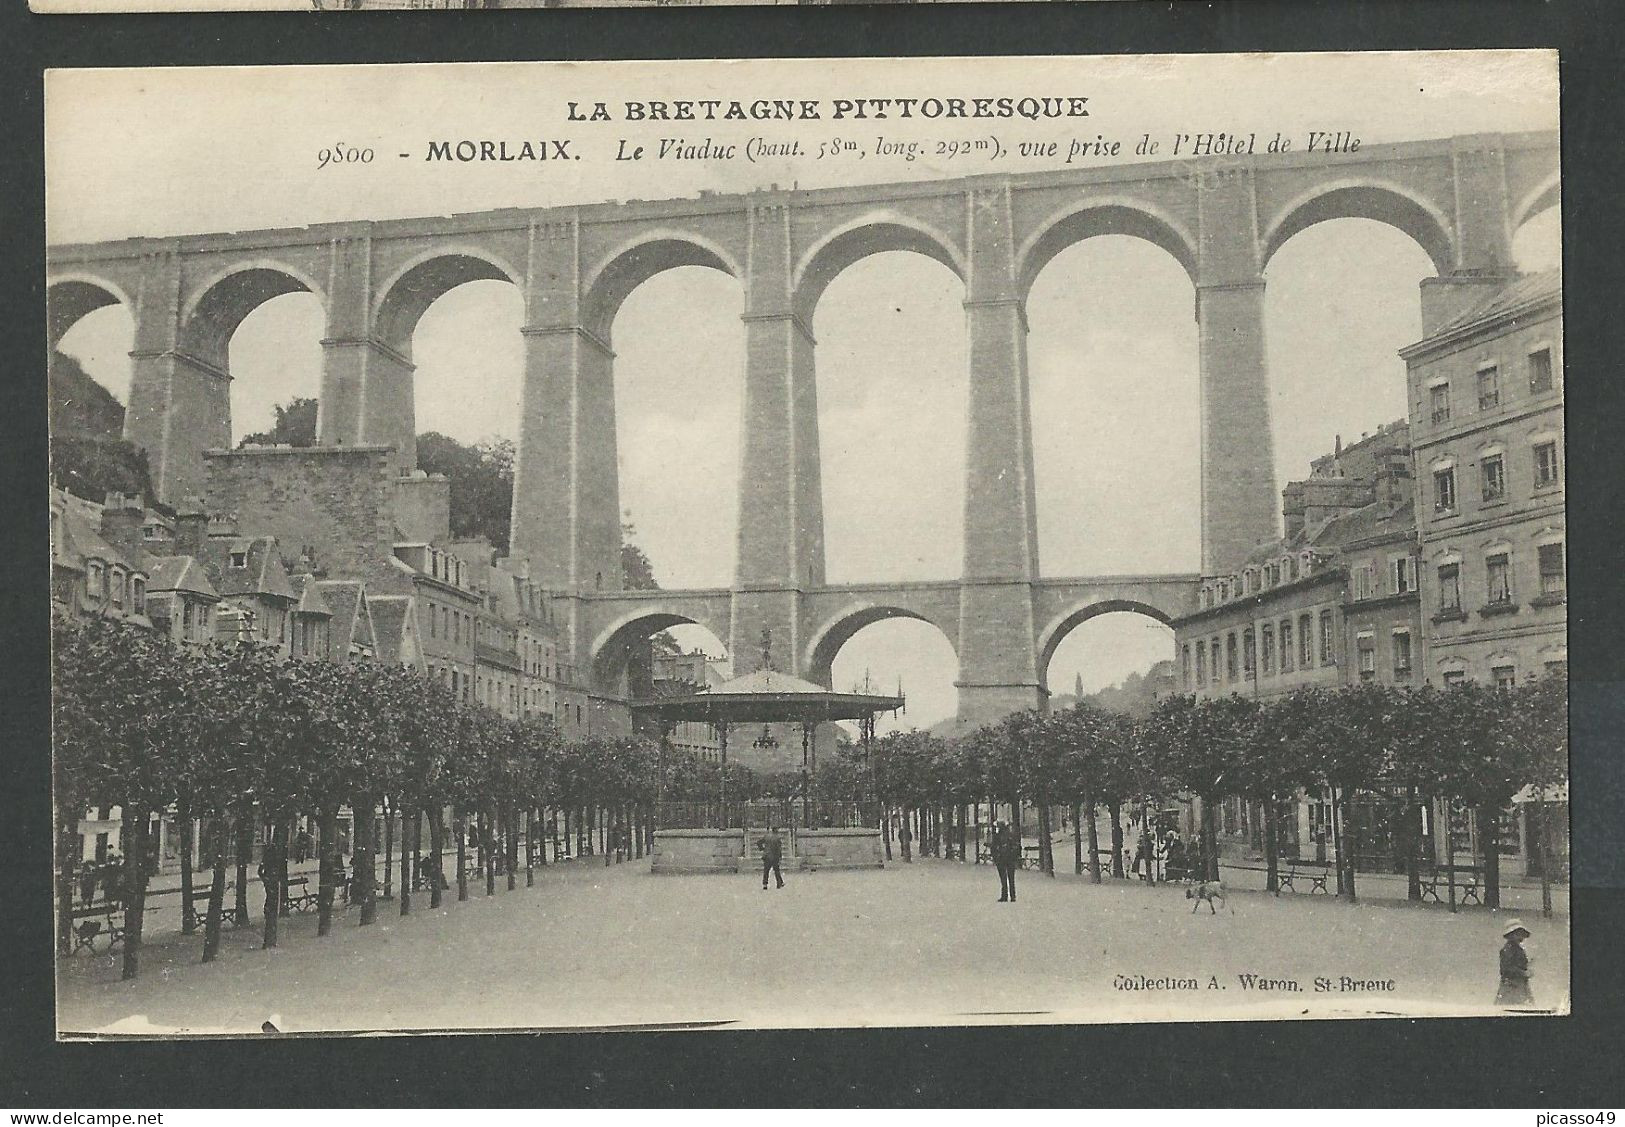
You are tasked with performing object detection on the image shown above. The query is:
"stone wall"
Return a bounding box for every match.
[204,445,404,589]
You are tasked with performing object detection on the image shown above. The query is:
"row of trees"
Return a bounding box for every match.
[52,614,754,981]
[820,677,1567,908]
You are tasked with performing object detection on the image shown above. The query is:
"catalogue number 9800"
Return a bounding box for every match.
[317,143,375,170]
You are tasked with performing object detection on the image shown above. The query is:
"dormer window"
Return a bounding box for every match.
[230,551,247,569]
[87,561,104,597]
[109,569,125,608]
[131,578,146,614]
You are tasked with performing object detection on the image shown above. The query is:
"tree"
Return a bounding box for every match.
[52,614,190,979]
[416,432,515,550]
[238,397,317,448]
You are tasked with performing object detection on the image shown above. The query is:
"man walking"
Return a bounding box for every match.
[758,825,785,890]
[991,820,1019,903]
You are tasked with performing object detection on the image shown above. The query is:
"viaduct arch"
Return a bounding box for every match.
[47,130,1559,725]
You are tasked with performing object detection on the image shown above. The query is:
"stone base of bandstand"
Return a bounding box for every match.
[650,828,746,874]
[795,827,885,870]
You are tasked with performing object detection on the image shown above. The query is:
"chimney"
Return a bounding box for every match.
[99,492,145,564]
[1281,482,1306,539]
[1376,452,1413,509]
[174,498,209,558]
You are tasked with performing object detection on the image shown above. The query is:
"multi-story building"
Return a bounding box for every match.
[1401,267,1566,876]
[1171,422,1422,863]
[1402,269,1566,687]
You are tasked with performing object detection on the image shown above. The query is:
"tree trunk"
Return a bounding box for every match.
[455,811,469,902]
[317,804,339,937]
[119,804,152,981]
[1480,802,1502,910]
[56,812,77,956]
[1071,801,1084,875]
[1344,788,1359,904]
[428,811,446,909]
[260,818,285,950]
[382,798,395,902]
[525,808,536,886]
[1328,784,1347,899]
[178,794,196,935]
[484,810,497,897]
[233,802,253,927]
[882,805,893,860]
[1037,804,1054,876]
[400,806,414,918]
[1264,797,1280,894]
[412,808,424,892]
[1405,789,1422,902]
[1085,798,1102,884]
[1109,801,1124,879]
[1202,796,1220,882]
[972,802,981,864]
[202,814,229,963]
[356,797,378,926]
[507,808,519,890]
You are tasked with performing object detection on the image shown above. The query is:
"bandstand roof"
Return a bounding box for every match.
[630,667,904,724]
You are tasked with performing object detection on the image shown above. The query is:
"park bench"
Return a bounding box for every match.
[1276,861,1332,895]
[1021,844,1044,870]
[69,900,157,953]
[283,876,318,912]
[1421,865,1483,905]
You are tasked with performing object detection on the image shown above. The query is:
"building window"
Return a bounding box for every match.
[1298,613,1313,669]
[182,600,194,638]
[454,614,461,644]
[1196,639,1209,686]
[1538,542,1566,598]
[86,561,103,600]
[230,551,247,568]
[1443,669,1467,687]
[1391,557,1413,596]
[1476,365,1501,412]
[1438,563,1462,614]
[1392,631,1413,680]
[1481,453,1505,502]
[1226,633,1239,682]
[1181,644,1192,688]
[1280,621,1294,673]
[1528,348,1554,393]
[1212,638,1223,682]
[1430,383,1451,425]
[1352,564,1375,601]
[1357,635,1375,682]
[1534,441,1561,488]
[1493,664,1517,690]
[1433,467,1457,513]
[1486,552,1513,606]
[1285,556,1299,582]
[1319,609,1335,665]
[131,578,145,614]
[109,570,124,608]
[1243,629,1256,678]
[1544,659,1568,678]
[1260,625,1274,675]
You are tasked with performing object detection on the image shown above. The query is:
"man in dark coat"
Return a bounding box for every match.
[758,826,785,890]
[991,821,1020,903]
[1496,920,1534,1005]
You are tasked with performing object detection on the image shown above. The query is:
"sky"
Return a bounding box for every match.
[48,54,1561,732]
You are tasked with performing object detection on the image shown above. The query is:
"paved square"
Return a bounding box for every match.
[57,859,1569,1034]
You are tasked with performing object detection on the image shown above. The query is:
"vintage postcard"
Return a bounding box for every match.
[47,53,1567,1037]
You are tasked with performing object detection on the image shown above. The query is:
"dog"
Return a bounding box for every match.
[1185,880,1231,914]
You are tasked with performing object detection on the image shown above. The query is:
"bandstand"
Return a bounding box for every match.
[634,668,902,874]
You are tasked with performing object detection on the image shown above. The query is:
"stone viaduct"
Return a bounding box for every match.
[46,130,1560,723]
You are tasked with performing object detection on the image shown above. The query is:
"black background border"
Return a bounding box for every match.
[2,0,1622,1106]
